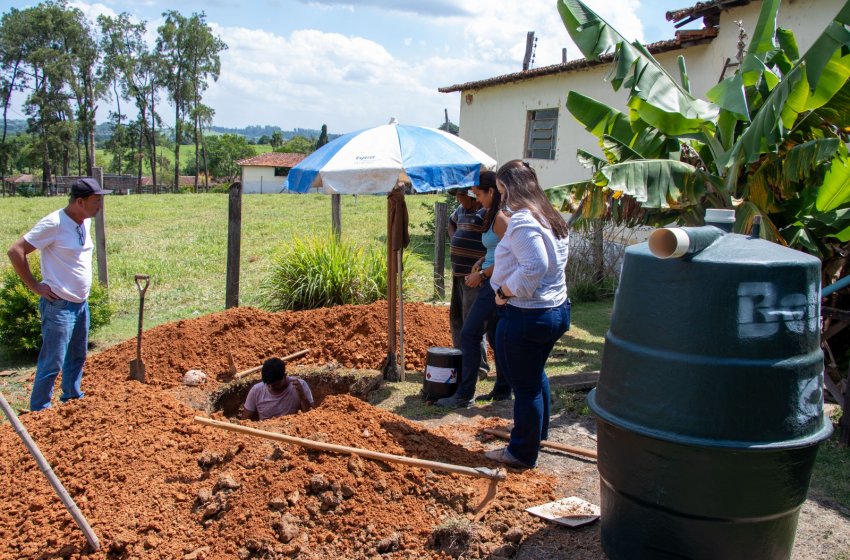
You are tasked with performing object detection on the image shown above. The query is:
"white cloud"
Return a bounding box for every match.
[207,25,454,131]
[68,1,118,23]
[59,0,650,133]
[300,0,472,17]
[455,0,644,69]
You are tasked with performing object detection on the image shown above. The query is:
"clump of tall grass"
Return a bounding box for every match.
[261,233,411,311]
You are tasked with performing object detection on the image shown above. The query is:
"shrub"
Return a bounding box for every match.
[0,257,114,354]
[17,184,37,197]
[261,233,412,311]
[570,280,602,303]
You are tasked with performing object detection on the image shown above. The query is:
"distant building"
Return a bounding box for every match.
[237,152,307,194]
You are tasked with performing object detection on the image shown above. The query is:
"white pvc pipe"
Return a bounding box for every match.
[648,226,725,259]
[648,228,691,259]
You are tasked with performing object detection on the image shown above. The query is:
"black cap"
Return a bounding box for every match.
[71,177,112,197]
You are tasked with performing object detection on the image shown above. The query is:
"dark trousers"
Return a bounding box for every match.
[495,301,570,466]
[449,275,488,375]
[457,279,511,400]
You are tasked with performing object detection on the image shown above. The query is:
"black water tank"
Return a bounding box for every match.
[423,347,462,400]
[589,225,832,560]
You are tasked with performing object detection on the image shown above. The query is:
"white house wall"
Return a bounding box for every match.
[454,0,844,188]
[241,166,285,194]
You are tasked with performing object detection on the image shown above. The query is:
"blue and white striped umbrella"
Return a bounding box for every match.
[285,119,496,194]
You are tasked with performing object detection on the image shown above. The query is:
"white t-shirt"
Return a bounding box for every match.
[244,378,314,420]
[23,209,93,303]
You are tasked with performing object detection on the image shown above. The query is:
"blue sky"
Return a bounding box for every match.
[1,0,698,134]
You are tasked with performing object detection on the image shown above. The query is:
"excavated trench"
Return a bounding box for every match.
[0,302,568,559]
[209,367,384,417]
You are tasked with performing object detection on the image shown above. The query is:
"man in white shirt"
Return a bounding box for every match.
[242,357,314,421]
[6,178,111,411]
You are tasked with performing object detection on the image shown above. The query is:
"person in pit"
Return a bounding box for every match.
[446,186,489,382]
[484,160,570,469]
[6,178,112,411]
[242,357,314,420]
[436,171,511,407]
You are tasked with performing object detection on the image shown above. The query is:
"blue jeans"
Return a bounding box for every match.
[458,279,510,400]
[31,297,90,411]
[450,275,489,375]
[495,301,570,466]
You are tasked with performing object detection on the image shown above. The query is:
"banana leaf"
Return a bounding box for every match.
[783,138,840,185]
[577,149,606,170]
[725,0,850,164]
[566,91,633,143]
[557,0,717,136]
[601,134,642,163]
[545,180,593,211]
[813,77,850,129]
[595,159,708,208]
[817,152,850,211]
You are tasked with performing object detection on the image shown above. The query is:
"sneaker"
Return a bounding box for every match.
[475,392,512,402]
[434,395,472,408]
[484,447,532,469]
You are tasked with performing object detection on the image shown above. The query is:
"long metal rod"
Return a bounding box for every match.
[0,393,100,551]
[483,428,598,460]
[195,416,505,481]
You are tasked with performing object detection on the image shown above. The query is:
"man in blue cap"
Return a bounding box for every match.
[6,177,112,411]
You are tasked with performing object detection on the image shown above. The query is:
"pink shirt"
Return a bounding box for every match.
[244,378,313,420]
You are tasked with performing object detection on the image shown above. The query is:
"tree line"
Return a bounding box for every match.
[0,0,226,192]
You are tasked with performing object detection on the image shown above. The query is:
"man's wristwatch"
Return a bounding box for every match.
[496,286,512,300]
[479,270,487,280]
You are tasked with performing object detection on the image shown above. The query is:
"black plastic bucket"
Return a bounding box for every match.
[423,347,461,401]
[589,226,832,560]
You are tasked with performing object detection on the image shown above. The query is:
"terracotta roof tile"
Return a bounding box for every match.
[236,152,308,167]
[666,0,751,27]
[438,28,718,94]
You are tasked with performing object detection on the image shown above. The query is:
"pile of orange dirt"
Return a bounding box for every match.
[88,301,453,387]
[0,302,568,559]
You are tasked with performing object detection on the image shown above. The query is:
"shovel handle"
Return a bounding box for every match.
[135,274,150,297]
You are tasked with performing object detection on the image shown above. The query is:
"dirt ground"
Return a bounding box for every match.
[0,302,848,559]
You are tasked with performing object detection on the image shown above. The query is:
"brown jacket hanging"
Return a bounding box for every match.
[387,184,410,251]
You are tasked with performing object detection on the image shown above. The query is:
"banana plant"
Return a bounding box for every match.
[553,0,850,271]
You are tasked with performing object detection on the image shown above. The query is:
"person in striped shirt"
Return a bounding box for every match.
[445,188,489,398]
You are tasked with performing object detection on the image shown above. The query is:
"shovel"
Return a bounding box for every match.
[129,274,150,383]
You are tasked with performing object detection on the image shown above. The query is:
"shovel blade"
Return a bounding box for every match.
[129,359,146,383]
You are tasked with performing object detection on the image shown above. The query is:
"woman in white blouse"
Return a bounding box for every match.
[485,160,570,468]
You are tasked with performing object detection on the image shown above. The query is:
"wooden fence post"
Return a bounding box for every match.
[225,182,242,309]
[433,201,447,299]
[93,167,108,286]
[331,194,342,239]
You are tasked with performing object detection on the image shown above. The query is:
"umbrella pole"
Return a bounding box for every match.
[398,248,405,382]
[385,198,398,380]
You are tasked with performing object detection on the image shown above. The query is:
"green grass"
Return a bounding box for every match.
[809,435,850,513]
[94,143,274,176]
[0,193,444,355]
[95,146,197,175]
